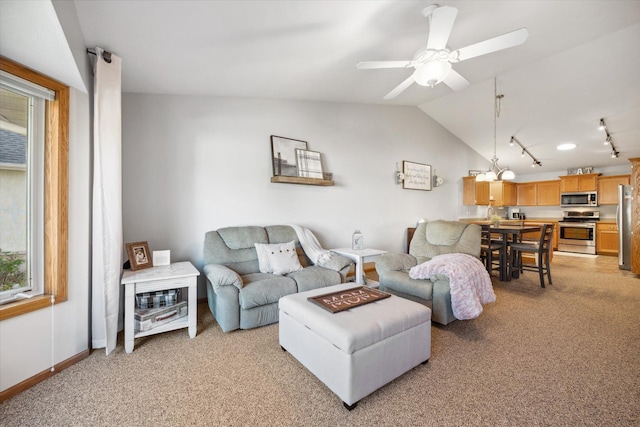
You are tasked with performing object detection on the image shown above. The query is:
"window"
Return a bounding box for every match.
[0,57,68,320]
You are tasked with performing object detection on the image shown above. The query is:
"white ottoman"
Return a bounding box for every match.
[279,283,431,410]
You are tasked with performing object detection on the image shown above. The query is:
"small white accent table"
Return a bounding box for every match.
[330,248,387,285]
[121,261,200,353]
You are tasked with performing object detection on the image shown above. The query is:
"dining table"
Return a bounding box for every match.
[488,224,542,281]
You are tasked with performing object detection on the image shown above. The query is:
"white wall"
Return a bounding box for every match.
[0,88,91,392]
[122,94,488,296]
[0,0,91,394]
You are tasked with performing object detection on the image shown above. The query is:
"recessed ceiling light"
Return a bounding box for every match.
[557,143,576,151]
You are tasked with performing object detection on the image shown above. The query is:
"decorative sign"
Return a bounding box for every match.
[402,160,432,191]
[566,166,594,175]
[307,286,391,313]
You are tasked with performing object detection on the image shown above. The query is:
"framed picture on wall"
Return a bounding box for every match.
[402,161,432,191]
[126,241,153,271]
[271,135,308,177]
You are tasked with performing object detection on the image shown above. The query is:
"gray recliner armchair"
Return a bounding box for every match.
[203,225,353,332]
[375,220,481,325]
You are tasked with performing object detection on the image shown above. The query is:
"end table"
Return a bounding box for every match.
[330,248,387,286]
[121,261,200,353]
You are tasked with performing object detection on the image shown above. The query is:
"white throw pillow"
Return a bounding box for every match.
[255,241,303,275]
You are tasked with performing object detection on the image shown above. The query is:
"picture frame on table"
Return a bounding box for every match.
[271,135,308,177]
[402,160,432,191]
[468,170,482,177]
[126,241,153,271]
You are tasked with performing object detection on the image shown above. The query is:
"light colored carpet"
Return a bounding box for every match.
[1,263,640,426]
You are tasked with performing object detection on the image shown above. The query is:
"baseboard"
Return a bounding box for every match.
[0,349,90,403]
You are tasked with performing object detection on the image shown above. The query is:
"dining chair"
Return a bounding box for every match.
[480,224,503,276]
[508,223,554,287]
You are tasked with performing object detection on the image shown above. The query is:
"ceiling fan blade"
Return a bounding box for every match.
[383,76,415,100]
[426,6,458,50]
[357,61,412,70]
[456,28,529,62]
[443,69,470,91]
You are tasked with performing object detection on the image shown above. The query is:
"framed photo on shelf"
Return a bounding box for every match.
[402,160,432,191]
[468,170,482,176]
[126,241,153,271]
[295,149,324,179]
[271,135,308,177]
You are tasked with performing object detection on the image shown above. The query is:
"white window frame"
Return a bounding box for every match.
[0,87,45,304]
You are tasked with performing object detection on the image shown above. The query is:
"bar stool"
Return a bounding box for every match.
[508,223,554,287]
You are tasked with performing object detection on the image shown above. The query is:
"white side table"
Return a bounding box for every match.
[121,261,200,353]
[330,248,387,286]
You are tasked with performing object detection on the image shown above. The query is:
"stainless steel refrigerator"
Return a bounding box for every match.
[617,184,632,270]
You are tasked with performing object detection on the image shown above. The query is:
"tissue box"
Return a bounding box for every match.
[134,301,188,332]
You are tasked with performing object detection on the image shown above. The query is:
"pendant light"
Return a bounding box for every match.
[476,78,514,182]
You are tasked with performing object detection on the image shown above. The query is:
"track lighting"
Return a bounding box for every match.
[599,118,606,131]
[510,136,542,168]
[598,118,619,159]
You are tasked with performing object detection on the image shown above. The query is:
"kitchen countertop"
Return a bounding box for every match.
[460,217,616,223]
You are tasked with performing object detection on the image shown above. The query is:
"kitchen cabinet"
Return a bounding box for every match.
[559,173,599,192]
[463,176,490,205]
[516,182,537,206]
[490,181,517,207]
[597,174,630,205]
[630,158,640,274]
[596,222,619,256]
[516,180,560,206]
[536,180,560,206]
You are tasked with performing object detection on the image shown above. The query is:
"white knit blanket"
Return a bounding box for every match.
[288,224,332,266]
[409,253,495,320]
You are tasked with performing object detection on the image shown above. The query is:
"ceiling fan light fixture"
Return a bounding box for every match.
[413,60,452,87]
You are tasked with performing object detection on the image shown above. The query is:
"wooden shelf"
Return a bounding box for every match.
[270,176,334,186]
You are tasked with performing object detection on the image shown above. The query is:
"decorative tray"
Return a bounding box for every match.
[307,286,391,313]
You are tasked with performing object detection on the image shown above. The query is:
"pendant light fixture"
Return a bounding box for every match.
[476,78,514,182]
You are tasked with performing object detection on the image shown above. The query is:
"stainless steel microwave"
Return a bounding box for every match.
[560,191,598,207]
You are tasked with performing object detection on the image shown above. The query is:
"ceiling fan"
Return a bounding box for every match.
[357,4,529,100]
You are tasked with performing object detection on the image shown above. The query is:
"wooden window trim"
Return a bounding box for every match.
[0,56,68,321]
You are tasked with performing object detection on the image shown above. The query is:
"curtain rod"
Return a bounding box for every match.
[86,49,112,64]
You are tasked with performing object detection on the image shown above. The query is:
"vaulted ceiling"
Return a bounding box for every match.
[28,1,640,176]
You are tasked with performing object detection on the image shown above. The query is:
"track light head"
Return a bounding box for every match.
[599,118,606,131]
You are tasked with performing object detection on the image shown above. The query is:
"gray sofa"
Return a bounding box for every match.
[375,220,481,325]
[203,225,353,332]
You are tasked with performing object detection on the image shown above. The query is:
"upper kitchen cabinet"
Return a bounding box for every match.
[597,174,631,204]
[463,176,490,205]
[516,180,560,206]
[559,173,600,192]
[490,181,517,207]
[516,182,536,206]
[536,180,561,206]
